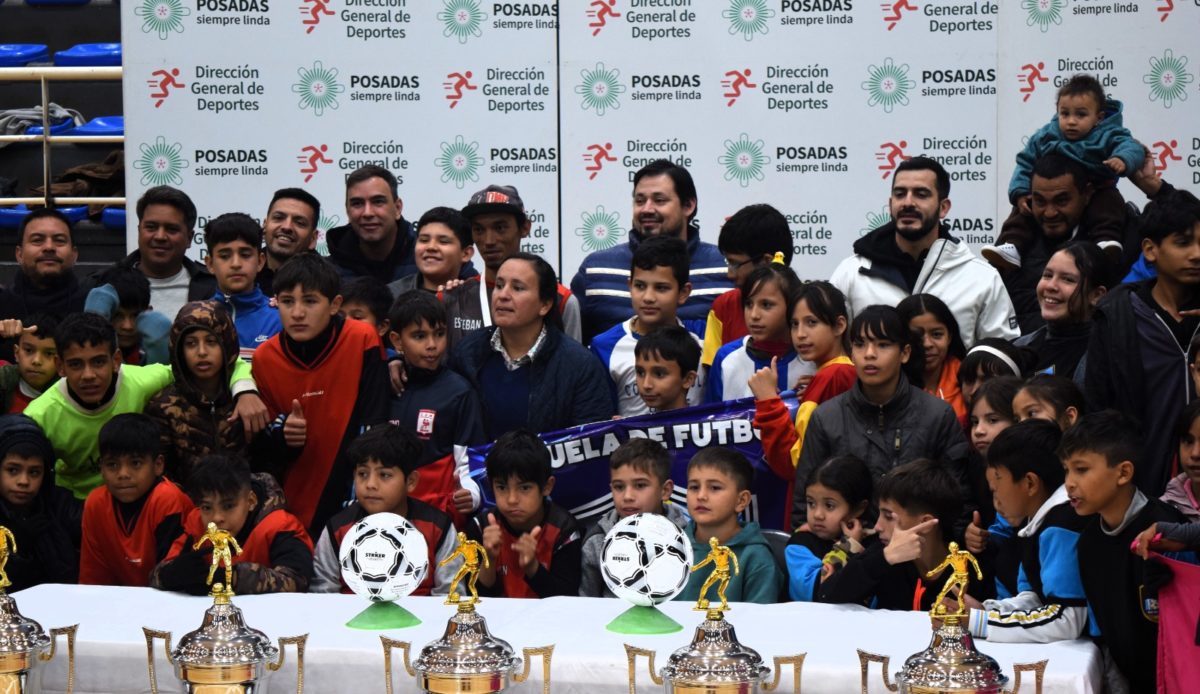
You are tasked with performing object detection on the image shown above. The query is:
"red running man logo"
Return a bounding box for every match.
[300,0,334,34]
[444,71,477,109]
[587,0,620,36]
[147,68,184,108]
[721,69,757,107]
[1158,0,1173,22]
[1018,61,1048,103]
[875,141,911,179]
[584,143,617,180]
[297,144,331,183]
[1152,140,1181,172]
[881,0,917,30]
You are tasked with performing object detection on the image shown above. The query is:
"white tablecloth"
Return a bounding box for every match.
[12,585,1100,693]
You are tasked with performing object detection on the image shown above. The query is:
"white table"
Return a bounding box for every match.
[12,585,1101,693]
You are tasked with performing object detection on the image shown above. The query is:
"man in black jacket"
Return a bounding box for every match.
[325,165,418,285]
[0,208,86,326]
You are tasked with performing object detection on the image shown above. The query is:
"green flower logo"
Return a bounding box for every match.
[436,136,483,189]
[135,0,190,40]
[862,58,915,113]
[575,206,623,253]
[723,0,774,41]
[719,133,769,188]
[315,214,339,256]
[1144,49,1194,109]
[439,0,487,44]
[292,61,344,117]
[1022,0,1065,32]
[575,63,625,117]
[133,136,189,187]
[861,206,891,236]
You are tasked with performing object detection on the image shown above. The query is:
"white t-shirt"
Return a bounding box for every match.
[146,267,191,322]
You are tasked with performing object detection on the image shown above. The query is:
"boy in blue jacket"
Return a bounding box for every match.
[204,213,281,360]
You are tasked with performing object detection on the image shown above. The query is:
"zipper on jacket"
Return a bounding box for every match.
[210,402,221,450]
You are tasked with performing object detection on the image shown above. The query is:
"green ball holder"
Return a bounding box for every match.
[346,601,422,630]
[606,605,683,635]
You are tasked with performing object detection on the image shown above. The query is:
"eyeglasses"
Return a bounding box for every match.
[725,257,753,271]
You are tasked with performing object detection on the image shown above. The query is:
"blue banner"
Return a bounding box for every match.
[467,395,799,531]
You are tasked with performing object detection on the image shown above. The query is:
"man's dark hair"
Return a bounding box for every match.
[610,438,672,484]
[17,207,73,245]
[99,413,163,459]
[205,212,263,251]
[389,289,448,334]
[985,419,1065,490]
[416,206,471,249]
[22,312,59,343]
[1056,73,1106,108]
[875,459,962,534]
[631,235,689,289]
[136,185,198,231]
[272,252,340,300]
[55,311,116,355]
[688,447,753,492]
[340,276,392,325]
[1031,153,1090,193]
[633,159,698,223]
[269,187,321,227]
[346,424,423,477]
[486,429,552,488]
[186,454,252,501]
[1140,188,1200,245]
[1058,410,1141,469]
[97,265,151,312]
[345,165,398,199]
[718,204,793,265]
[634,325,701,379]
[894,156,950,201]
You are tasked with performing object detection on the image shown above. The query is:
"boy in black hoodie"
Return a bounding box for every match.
[388,290,485,523]
[0,414,80,589]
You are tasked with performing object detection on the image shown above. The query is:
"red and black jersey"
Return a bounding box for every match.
[466,501,582,598]
[325,498,454,596]
[79,478,192,587]
[253,316,390,532]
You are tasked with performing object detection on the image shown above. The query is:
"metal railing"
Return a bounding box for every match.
[0,65,124,207]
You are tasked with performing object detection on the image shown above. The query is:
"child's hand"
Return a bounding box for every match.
[964,511,989,554]
[481,513,503,560]
[1131,522,1185,559]
[0,319,31,340]
[791,374,813,395]
[842,517,865,544]
[747,357,779,401]
[453,488,475,515]
[230,393,271,442]
[1016,195,1033,216]
[513,526,542,577]
[388,359,407,396]
[282,399,307,447]
[438,278,468,293]
[961,593,983,611]
[883,518,938,566]
[1104,157,1126,174]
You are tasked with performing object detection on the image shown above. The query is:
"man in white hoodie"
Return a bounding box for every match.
[830,156,1017,347]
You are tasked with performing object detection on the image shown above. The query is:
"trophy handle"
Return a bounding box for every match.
[623,644,664,694]
[856,650,899,693]
[36,624,78,694]
[513,645,554,694]
[380,637,416,694]
[142,628,175,694]
[1007,659,1048,694]
[265,634,308,693]
[763,653,806,693]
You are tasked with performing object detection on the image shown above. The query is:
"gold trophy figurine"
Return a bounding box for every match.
[441,531,488,609]
[926,541,983,623]
[858,544,1047,694]
[692,536,739,616]
[195,522,242,599]
[0,525,16,591]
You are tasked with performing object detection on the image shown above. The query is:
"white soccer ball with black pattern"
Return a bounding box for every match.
[601,512,694,606]
[339,512,428,603]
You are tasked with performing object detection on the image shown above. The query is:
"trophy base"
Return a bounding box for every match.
[606,605,683,635]
[346,602,422,630]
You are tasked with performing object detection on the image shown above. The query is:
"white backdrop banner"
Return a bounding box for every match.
[120,1,1200,279]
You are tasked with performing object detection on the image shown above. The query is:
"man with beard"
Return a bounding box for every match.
[830,156,1016,348]
[0,209,85,327]
[258,187,322,296]
[570,159,731,343]
[325,165,418,285]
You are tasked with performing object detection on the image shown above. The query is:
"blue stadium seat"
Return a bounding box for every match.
[0,205,88,230]
[100,207,126,230]
[73,116,122,136]
[0,44,49,67]
[25,0,90,6]
[25,120,76,136]
[54,43,121,66]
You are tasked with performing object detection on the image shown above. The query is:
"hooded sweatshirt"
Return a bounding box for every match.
[326,219,418,285]
[830,223,1017,348]
[211,286,282,360]
[673,521,781,605]
[1160,473,1200,523]
[151,473,314,595]
[143,301,269,483]
[579,503,690,597]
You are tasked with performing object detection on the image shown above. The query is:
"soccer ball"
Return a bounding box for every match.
[601,513,693,606]
[339,513,429,603]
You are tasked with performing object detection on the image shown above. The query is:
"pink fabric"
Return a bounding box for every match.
[1155,553,1200,693]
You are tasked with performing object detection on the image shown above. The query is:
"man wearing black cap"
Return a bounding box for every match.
[442,184,581,347]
